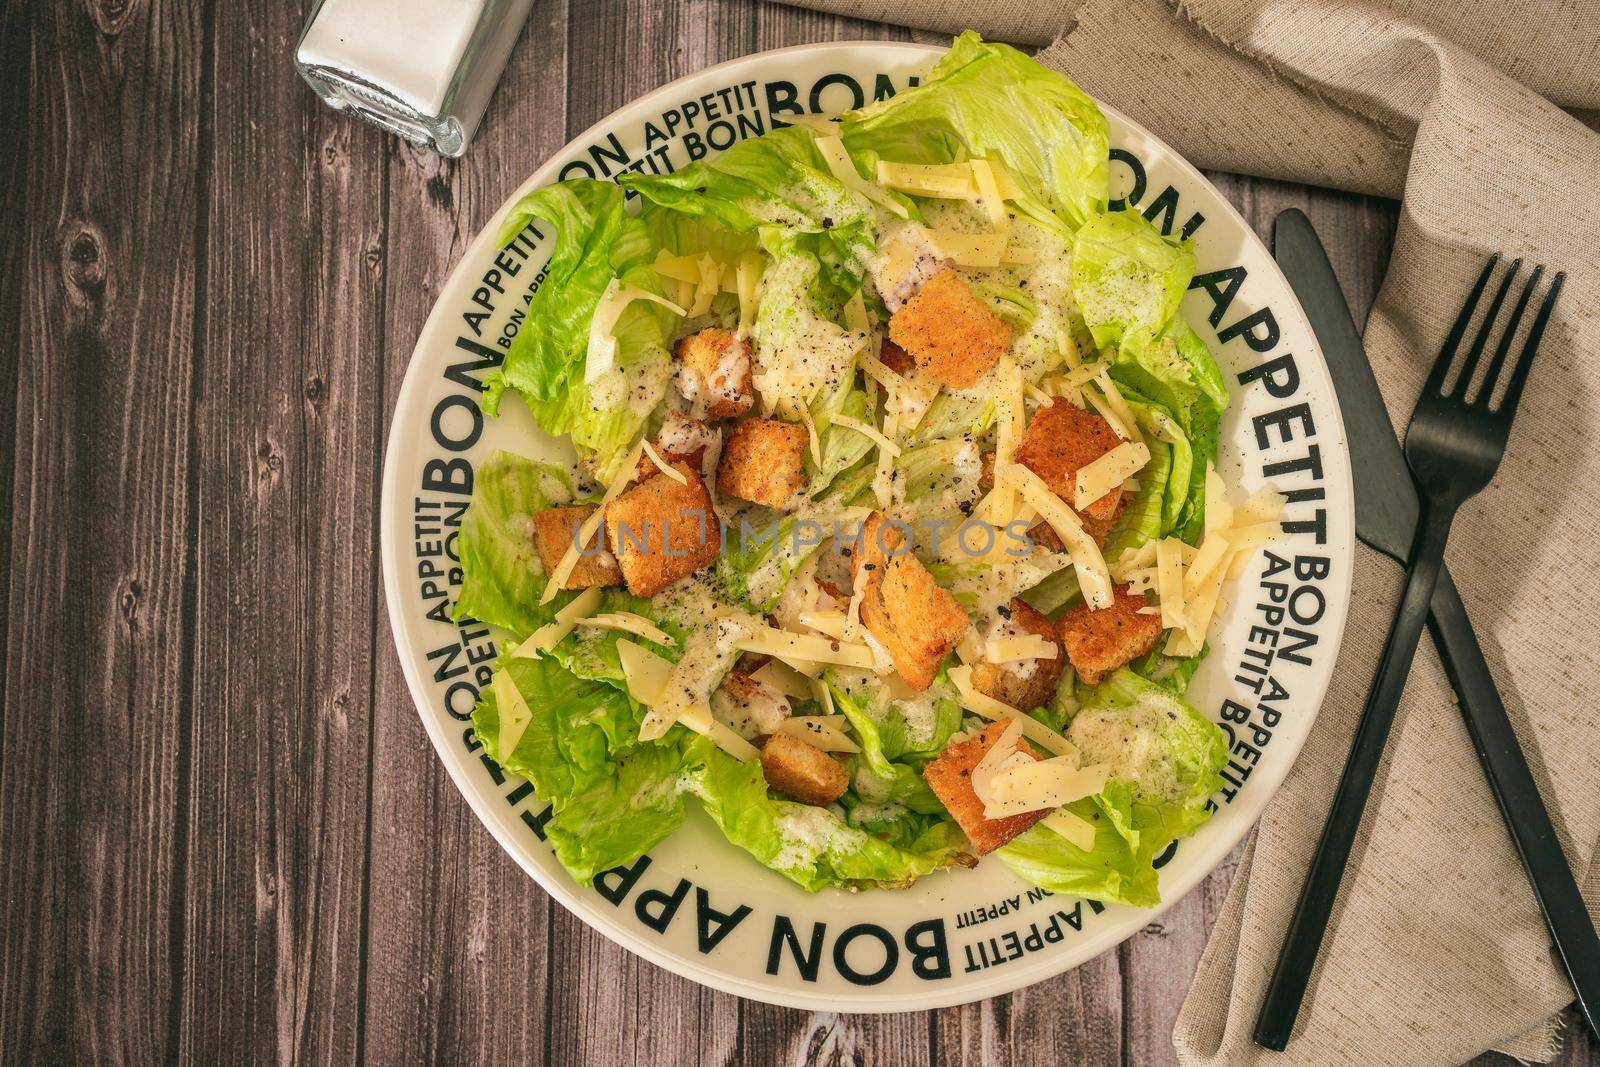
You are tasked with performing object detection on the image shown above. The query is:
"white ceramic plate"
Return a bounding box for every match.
[381,41,1354,1011]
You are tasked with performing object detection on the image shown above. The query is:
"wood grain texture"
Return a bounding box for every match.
[0,1,1593,1064]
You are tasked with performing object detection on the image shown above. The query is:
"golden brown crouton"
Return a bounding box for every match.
[603,462,720,597]
[675,327,753,419]
[851,513,969,691]
[760,733,849,806]
[923,721,1049,855]
[1057,584,1164,685]
[716,418,808,507]
[636,413,714,482]
[1014,400,1124,521]
[887,268,1012,390]
[878,337,915,375]
[530,506,622,589]
[971,599,1065,712]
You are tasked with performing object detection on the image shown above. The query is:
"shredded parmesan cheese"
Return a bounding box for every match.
[816,135,909,218]
[576,611,675,646]
[999,462,1114,610]
[947,665,1078,758]
[492,668,534,759]
[735,627,879,671]
[641,439,687,484]
[1074,440,1150,509]
[521,586,605,651]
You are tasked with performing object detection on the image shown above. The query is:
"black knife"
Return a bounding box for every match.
[1268,208,1600,1045]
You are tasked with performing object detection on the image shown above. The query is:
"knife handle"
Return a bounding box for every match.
[1430,564,1600,1037]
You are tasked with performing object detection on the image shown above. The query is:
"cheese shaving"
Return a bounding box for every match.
[778,715,860,754]
[970,159,1010,233]
[999,462,1114,610]
[1074,440,1150,510]
[735,627,879,670]
[521,586,604,650]
[576,611,676,646]
[815,135,909,218]
[735,251,764,337]
[1204,463,1233,534]
[981,759,1110,819]
[1041,809,1098,851]
[984,634,1059,664]
[641,439,687,484]
[751,659,814,701]
[492,668,534,759]
[875,161,979,198]
[947,665,1078,758]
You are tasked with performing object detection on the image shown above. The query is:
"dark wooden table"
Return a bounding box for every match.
[3,1,1595,1063]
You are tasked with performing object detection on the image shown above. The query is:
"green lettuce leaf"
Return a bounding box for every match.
[619,124,882,303]
[996,669,1228,906]
[472,652,690,884]
[453,450,572,637]
[842,32,1109,230]
[485,180,678,481]
[687,743,965,891]
[1072,208,1196,357]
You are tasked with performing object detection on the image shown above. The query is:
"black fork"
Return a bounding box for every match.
[1255,256,1566,1049]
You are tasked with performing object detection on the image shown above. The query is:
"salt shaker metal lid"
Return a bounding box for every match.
[295,0,533,157]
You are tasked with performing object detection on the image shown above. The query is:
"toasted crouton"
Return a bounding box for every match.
[1014,400,1124,521]
[760,733,849,806]
[887,268,1012,389]
[717,418,808,507]
[712,672,792,740]
[878,337,915,375]
[1057,584,1164,685]
[923,721,1049,854]
[675,327,753,419]
[971,599,1065,711]
[603,462,720,597]
[530,506,622,589]
[851,513,969,691]
[636,412,715,482]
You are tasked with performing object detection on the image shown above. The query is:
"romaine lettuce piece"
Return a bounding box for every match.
[842,32,1109,230]
[472,652,693,885]
[620,124,883,305]
[542,744,689,885]
[1071,208,1196,357]
[996,669,1227,906]
[485,180,678,481]
[687,743,965,891]
[453,450,572,637]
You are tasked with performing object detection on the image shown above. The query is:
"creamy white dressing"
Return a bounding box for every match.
[1068,701,1184,804]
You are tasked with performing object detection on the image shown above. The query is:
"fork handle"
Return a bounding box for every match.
[1254,509,1455,1050]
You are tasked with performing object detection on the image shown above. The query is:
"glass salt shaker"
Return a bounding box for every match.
[295,0,533,157]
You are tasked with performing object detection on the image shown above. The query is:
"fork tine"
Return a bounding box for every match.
[1477,264,1542,406]
[1496,270,1564,419]
[1424,255,1498,397]
[1453,258,1519,398]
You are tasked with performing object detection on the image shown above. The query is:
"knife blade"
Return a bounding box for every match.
[1270,208,1600,1042]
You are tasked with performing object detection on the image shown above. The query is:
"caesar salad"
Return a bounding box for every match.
[455,34,1285,906]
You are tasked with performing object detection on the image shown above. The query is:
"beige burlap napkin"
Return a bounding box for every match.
[789,2,1600,1062]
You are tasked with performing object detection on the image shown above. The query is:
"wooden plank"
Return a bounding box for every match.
[0,1,204,1060]
[360,0,571,1062]
[933,950,1124,1066]
[168,0,386,1060]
